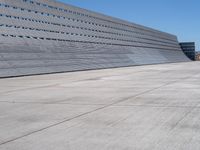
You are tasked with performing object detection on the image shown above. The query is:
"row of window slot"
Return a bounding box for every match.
[22,0,172,38]
[0,34,180,50]
[0,24,177,47]
[0,13,177,44]
[0,3,175,41]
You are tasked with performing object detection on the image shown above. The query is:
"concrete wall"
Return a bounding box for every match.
[0,0,189,77]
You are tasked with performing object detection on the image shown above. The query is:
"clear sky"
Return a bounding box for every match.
[58,0,199,51]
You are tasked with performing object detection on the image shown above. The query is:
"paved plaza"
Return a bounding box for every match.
[0,62,200,150]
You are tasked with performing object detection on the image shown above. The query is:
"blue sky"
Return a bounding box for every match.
[58,0,199,51]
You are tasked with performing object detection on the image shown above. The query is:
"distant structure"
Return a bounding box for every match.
[196,51,200,61]
[0,0,189,77]
[180,42,196,61]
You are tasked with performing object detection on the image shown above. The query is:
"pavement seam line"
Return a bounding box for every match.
[0,83,60,95]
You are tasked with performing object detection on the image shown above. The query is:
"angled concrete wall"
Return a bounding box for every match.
[0,0,189,77]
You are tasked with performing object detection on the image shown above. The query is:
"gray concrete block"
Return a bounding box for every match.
[0,0,189,77]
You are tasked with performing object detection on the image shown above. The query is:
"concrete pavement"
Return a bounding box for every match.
[0,62,200,150]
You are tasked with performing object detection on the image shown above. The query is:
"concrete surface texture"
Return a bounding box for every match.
[0,62,200,150]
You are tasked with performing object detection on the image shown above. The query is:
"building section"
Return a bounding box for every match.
[180,42,196,61]
[196,51,200,61]
[0,0,189,77]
